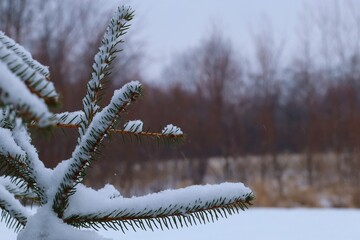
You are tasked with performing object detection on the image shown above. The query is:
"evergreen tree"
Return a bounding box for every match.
[0,6,254,240]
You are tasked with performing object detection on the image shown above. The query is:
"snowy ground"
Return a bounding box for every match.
[2,208,359,240]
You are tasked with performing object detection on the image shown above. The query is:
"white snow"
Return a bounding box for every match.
[55,111,85,126]
[0,176,37,200]
[0,185,31,219]
[124,120,143,133]
[64,182,251,218]
[96,184,122,199]
[0,32,57,99]
[12,121,53,193]
[17,206,110,240]
[0,61,53,126]
[0,31,50,78]
[162,124,183,135]
[0,127,26,159]
[81,6,133,132]
[2,208,359,240]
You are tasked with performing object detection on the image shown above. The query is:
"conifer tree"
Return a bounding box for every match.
[0,6,254,240]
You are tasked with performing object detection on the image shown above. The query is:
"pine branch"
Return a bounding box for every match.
[0,31,58,106]
[55,111,85,127]
[0,106,16,129]
[0,32,49,78]
[0,177,39,204]
[11,123,49,204]
[63,183,254,232]
[52,118,185,144]
[80,6,134,136]
[0,61,54,127]
[0,184,30,232]
[0,127,46,203]
[111,128,185,144]
[0,155,45,205]
[52,81,142,218]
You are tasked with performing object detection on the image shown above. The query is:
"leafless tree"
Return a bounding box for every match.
[162,28,244,183]
[248,17,285,194]
[0,0,42,42]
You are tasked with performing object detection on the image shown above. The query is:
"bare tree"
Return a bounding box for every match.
[0,0,42,42]
[287,5,322,187]
[248,17,285,194]
[162,28,243,183]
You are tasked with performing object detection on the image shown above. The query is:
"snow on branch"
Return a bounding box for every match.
[11,122,50,204]
[0,61,54,127]
[112,124,184,144]
[0,32,58,105]
[55,111,85,127]
[0,126,47,203]
[162,124,183,135]
[53,116,185,144]
[118,121,185,143]
[0,184,31,232]
[0,32,49,78]
[0,127,27,160]
[123,120,143,133]
[0,127,31,181]
[80,6,134,135]
[63,183,254,232]
[18,207,109,240]
[0,107,16,128]
[0,176,38,203]
[52,81,142,218]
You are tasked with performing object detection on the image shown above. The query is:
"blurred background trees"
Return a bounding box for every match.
[2,0,360,206]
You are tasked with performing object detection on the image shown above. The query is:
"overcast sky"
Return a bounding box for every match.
[112,1,314,80]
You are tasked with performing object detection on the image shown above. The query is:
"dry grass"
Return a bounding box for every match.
[87,153,360,208]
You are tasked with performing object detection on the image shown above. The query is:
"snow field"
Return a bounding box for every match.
[2,208,359,240]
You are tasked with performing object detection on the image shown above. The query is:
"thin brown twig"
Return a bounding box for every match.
[54,123,184,140]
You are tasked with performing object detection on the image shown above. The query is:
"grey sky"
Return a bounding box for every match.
[117,1,308,80]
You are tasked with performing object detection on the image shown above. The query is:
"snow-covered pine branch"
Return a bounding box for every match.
[11,121,50,204]
[0,126,46,201]
[162,124,183,136]
[63,183,253,232]
[0,62,54,126]
[0,183,31,232]
[80,6,134,137]
[118,121,184,143]
[0,32,50,79]
[0,176,39,203]
[55,111,85,127]
[123,120,143,133]
[0,32,58,127]
[52,81,143,218]
[54,116,185,143]
[0,31,58,106]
